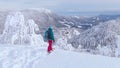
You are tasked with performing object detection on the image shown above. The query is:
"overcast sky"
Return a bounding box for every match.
[0,0,120,15]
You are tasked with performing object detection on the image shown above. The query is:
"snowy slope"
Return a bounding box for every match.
[36,49,120,68]
[70,19,120,57]
[0,45,120,68]
[0,45,48,68]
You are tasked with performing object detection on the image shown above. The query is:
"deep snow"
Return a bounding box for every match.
[0,45,120,68]
[36,49,120,68]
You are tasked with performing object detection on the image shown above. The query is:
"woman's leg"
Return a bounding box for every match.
[47,40,53,53]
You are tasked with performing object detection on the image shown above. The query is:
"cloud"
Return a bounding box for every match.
[0,0,120,12]
[59,0,120,4]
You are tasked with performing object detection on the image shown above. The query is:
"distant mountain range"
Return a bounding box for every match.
[0,9,120,33]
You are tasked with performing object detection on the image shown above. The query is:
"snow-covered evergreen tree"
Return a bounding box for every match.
[0,11,46,46]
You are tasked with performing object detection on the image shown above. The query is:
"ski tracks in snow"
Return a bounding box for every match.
[0,45,48,68]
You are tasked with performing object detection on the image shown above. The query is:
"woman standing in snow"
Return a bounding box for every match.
[44,27,55,53]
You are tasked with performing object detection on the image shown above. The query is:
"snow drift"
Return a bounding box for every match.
[0,45,120,68]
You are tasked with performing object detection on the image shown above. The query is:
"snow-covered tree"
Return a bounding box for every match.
[0,11,47,46]
[70,19,120,57]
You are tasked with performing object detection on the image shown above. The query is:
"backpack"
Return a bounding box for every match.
[44,30,48,42]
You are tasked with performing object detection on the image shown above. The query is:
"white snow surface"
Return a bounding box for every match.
[0,45,120,68]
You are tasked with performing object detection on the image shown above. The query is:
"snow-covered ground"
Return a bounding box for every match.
[0,45,120,68]
[0,45,47,68]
